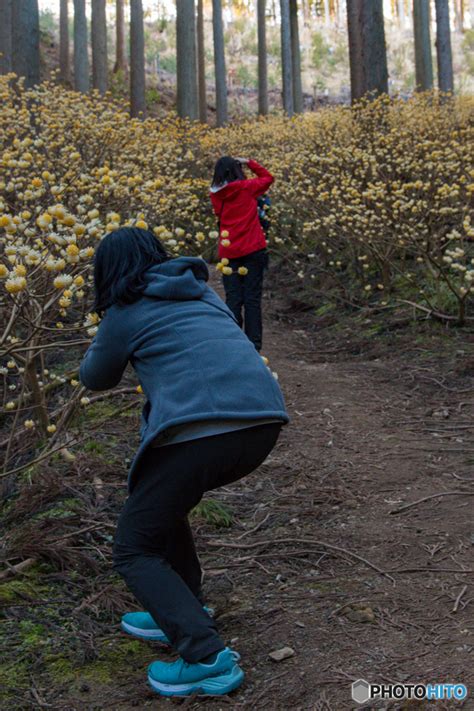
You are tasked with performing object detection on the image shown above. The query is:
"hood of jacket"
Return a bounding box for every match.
[142,257,209,301]
[210,180,245,199]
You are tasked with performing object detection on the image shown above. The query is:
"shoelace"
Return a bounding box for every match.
[177,648,241,679]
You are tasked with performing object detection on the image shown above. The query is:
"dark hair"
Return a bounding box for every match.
[212,156,245,187]
[93,227,170,315]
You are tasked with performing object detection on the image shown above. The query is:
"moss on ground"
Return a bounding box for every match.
[46,637,153,685]
[0,564,52,603]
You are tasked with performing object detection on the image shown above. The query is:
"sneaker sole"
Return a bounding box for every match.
[120,607,214,643]
[148,664,244,697]
[121,620,170,643]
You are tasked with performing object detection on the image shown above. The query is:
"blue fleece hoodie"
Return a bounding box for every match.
[79,257,289,488]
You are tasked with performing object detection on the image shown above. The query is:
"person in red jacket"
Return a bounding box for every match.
[210,156,274,352]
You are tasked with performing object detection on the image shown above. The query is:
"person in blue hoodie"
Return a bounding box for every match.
[79,228,289,698]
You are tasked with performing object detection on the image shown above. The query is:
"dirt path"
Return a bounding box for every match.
[209,305,473,710]
[3,284,474,710]
[184,282,473,709]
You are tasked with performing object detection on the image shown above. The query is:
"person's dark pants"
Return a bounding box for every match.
[222,248,268,352]
[113,422,282,663]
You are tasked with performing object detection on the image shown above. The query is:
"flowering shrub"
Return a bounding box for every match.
[0,77,472,478]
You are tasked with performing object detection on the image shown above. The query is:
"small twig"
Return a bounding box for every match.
[452,585,468,613]
[235,512,271,540]
[389,490,474,515]
[51,523,102,542]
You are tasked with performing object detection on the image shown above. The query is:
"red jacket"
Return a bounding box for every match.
[210,159,274,260]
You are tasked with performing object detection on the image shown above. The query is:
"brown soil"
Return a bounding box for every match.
[2,275,474,710]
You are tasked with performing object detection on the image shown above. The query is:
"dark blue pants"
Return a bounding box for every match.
[222,248,268,352]
[113,422,282,663]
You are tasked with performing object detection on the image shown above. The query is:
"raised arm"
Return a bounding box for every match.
[79,310,130,391]
[244,159,274,197]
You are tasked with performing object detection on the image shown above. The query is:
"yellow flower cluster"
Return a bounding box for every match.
[0,79,472,466]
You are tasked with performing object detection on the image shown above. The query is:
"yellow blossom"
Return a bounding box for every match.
[5,276,27,293]
[53,274,73,289]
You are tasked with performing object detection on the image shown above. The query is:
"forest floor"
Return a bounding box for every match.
[2,271,474,710]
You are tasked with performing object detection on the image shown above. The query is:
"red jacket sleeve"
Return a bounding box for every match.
[210,192,220,216]
[245,159,274,197]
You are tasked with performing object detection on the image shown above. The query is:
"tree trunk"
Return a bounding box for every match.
[212,0,228,125]
[113,0,127,74]
[257,0,269,115]
[302,0,310,25]
[454,0,463,31]
[176,0,198,120]
[397,0,405,29]
[413,0,433,90]
[347,0,388,101]
[347,0,365,102]
[59,0,71,84]
[324,0,330,26]
[91,0,108,94]
[12,0,40,87]
[130,0,146,117]
[363,0,388,97]
[197,0,207,122]
[280,0,293,115]
[435,0,454,92]
[0,0,12,74]
[73,0,90,92]
[290,0,303,112]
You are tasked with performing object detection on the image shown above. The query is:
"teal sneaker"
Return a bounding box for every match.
[147,647,244,697]
[121,606,215,643]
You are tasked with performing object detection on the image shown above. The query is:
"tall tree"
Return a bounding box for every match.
[434,0,454,92]
[12,0,40,87]
[176,0,198,120]
[91,0,108,94]
[0,0,12,74]
[197,0,207,122]
[413,0,433,90]
[212,0,228,125]
[113,0,127,74]
[324,0,330,26]
[453,0,464,32]
[130,0,146,116]
[59,0,71,84]
[362,0,388,97]
[73,0,90,92]
[347,0,364,102]
[289,0,303,112]
[346,0,388,102]
[257,0,269,115]
[280,0,293,115]
[397,0,405,29]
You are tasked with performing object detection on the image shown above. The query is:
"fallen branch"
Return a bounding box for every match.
[389,490,474,515]
[387,567,474,574]
[207,536,394,582]
[0,557,37,581]
[398,299,474,323]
